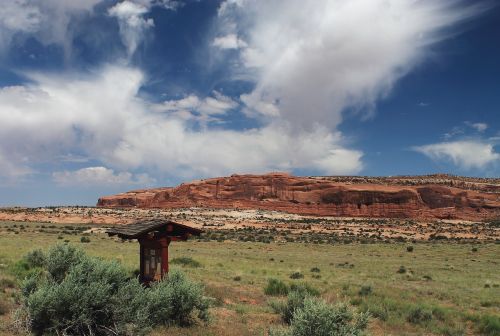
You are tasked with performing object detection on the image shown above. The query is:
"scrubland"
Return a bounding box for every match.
[0,220,499,335]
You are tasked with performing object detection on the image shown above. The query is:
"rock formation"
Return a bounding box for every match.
[97,173,500,220]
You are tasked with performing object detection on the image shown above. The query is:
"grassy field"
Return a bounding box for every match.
[0,220,499,335]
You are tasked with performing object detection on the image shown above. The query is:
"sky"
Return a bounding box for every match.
[0,0,499,206]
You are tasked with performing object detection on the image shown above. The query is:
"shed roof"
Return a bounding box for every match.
[106,219,202,239]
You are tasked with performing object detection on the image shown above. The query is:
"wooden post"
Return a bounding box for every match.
[139,241,144,283]
[159,237,170,278]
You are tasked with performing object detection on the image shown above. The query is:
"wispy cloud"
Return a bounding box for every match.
[465,121,488,132]
[53,166,155,186]
[413,140,499,170]
[108,1,155,57]
[214,0,485,129]
[0,0,101,56]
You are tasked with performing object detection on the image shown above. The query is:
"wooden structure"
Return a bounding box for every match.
[106,219,202,284]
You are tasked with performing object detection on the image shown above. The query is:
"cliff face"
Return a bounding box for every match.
[97,173,500,220]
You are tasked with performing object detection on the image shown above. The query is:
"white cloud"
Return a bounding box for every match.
[413,140,500,170]
[467,122,488,132]
[108,1,155,57]
[0,150,32,182]
[212,34,247,49]
[0,66,363,182]
[154,91,238,122]
[215,0,484,129]
[53,166,155,186]
[0,0,101,55]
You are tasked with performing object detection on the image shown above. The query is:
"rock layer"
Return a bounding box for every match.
[97,173,500,220]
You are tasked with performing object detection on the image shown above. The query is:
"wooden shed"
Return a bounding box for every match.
[106,219,202,284]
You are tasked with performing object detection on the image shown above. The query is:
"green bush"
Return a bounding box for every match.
[289,283,320,297]
[148,270,210,326]
[290,272,304,279]
[407,306,433,324]
[0,299,9,315]
[9,260,38,280]
[270,289,308,324]
[0,278,16,290]
[170,256,202,268]
[16,245,210,335]
[478,314,500,336]
[270,298,369,336]
[45,244,84,283]
[358,285,372,296]
[23,249,46,268]
[265,278,289,296]
[80,236,91,243]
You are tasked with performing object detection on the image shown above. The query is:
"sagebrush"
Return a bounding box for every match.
[15,244,210,336]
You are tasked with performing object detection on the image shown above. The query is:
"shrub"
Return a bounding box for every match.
[289,272,304,279]
[289,283,320,297]
[369,305,388,321]
[80,236,91,243]
[406,246,414,252]
[233,276,241,281]
[270,289,308,324]
[358,285,372,296]
[471,247,478,252]
[0,278,16,290]
[270,298,369,336]
[45,244,84,283]
[407,306,433,324]
[23,249,46,268]
[147,270,210,326]
[397,266,407,274]
[16,245,210,335]
[0,299,9,315]
[310,267,320,273]
[170,257,202,268]
[9,260,36,280]
[478,314,500,336]
[265,278,289,296]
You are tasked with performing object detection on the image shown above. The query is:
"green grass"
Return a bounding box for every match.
[170,256,202,268]
[0,220,499,335]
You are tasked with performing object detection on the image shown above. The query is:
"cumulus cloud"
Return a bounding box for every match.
[413,140,499,170]
[53,166,155,186]
[215,0,484,129]
[0,0,101,55]
[0,66,363,182]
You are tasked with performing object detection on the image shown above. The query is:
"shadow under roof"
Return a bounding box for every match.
[106,219,203,239]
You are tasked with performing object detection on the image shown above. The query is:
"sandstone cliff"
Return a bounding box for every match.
[97,173,500,220]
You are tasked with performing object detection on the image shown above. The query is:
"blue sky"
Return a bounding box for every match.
[0,0,498,206]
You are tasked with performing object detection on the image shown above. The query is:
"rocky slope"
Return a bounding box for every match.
[97,173,500,220]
